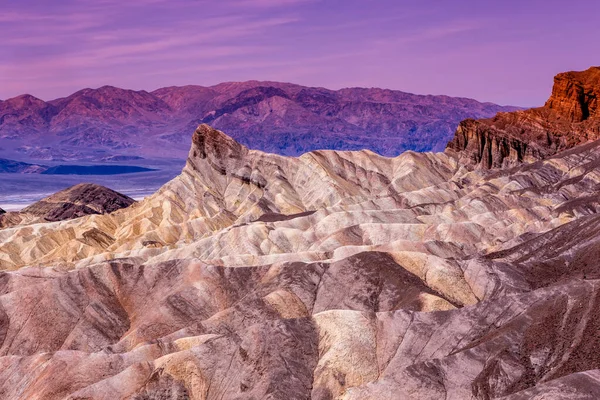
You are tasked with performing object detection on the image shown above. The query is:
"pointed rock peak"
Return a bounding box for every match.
[0,207,5,215]
[545,66,600,122]
[446,66,600,169]
[190,124,248,161]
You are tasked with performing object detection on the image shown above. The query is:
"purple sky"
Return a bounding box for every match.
[2,0,599,106]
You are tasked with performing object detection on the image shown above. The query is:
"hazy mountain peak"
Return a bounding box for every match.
[3,93,49,108]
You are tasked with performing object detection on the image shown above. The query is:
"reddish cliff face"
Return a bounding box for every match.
[447,66,600,168]
[546,67,600,121]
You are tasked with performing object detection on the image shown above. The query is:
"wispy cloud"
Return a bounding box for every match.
[0,0,307,99]
[370,21,484,48]
[231,0,315,7]
[3,0,596,105]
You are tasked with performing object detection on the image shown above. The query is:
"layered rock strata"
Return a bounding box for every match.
[447,66,600,168]
[1,120,600,398]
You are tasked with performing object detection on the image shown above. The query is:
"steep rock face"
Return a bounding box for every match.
[546,67,600,121]
[0,183,134,228]
[3,125,600,397]
[447,66,600,168]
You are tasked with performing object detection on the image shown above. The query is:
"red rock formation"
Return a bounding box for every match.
[447,66,600,168]
[546,67,600,121]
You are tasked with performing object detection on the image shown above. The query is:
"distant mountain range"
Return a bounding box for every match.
[0,158,154,175]
[0,81,520,163]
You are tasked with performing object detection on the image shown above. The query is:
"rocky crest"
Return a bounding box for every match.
[2,120,600,397]
[447,66,600,168]
[546,67,600,121]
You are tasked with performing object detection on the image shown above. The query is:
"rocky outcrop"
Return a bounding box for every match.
[447,66,600,168]
[546,67,600,121]
[0,183,134,228]
[4,124,600,397]
[447,118,534,168]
